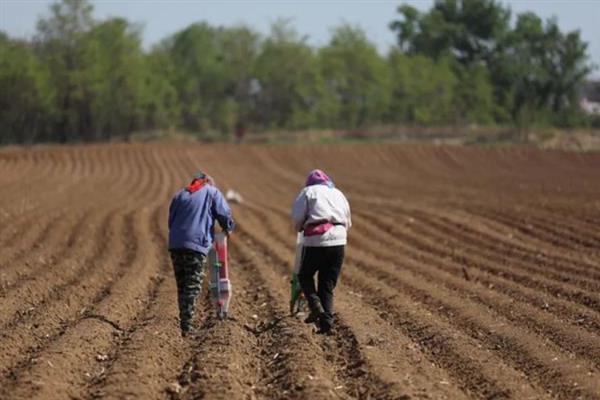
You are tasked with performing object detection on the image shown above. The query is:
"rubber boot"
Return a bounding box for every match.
[180,320,198,337]
[304,300,325,324]
[317,314,333,335]
[181,323,190,337]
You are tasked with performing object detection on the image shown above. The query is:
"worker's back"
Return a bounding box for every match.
[168,185,232,255]
[302,184,351,228]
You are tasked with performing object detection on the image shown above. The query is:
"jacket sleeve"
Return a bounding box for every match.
[343,193,352,229]
[212,188,235,232]
[291,191,307,232]
[168,195,177,230]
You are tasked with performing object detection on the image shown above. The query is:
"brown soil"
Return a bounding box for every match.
[1,142,599,400]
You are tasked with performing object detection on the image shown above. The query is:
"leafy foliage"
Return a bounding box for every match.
[0,35,56,143]
[387,52,456,124]
[252,20,323,129]
[320,25,391,128]
[0,0,594,144]
[391,0,593,130]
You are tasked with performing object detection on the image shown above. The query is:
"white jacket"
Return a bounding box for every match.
[291,184,351,247]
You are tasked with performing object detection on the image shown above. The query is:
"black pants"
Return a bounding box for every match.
[170,249,206,332]
[298,245,345,329]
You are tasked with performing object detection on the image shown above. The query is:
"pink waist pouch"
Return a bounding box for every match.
[304,222,334,237]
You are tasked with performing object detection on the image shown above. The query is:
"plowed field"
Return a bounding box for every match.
[1,142,599,400]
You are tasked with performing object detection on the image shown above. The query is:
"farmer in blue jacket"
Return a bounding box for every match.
[168,172,235,336]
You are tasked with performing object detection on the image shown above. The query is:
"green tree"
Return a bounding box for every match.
[81,18,147,140]
[139,48,181,131]
[390,0,592,127]
[319,25,390,128]
[219,26,260,128]
[0,34,56,144]
[495,13,592,128]
[390,0,511,64]
[253,20,325,129]
[387,51,457,124]
[453,64,496,124]
[35,0,95,142]
[166,22,232,134]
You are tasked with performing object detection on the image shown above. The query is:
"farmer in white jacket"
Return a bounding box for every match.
[291,169,351,334]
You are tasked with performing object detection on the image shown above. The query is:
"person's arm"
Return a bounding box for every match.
[344,194,352,229]
[212,188,235,233]
[291,191,308,232]
[168,195,177,230]
[336,190,351,229]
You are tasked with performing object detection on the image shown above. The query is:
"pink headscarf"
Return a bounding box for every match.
[305,169,334,188]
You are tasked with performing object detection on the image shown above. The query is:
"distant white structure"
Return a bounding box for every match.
[581,98,600,114]
[581,81,600,115]
[225,189,244,204]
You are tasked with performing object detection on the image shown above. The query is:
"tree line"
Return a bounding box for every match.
[0,0,595,145]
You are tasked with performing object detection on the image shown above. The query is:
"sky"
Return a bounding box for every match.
[1,0,599,76]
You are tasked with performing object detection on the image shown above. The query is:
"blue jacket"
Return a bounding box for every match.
[168,185,235,255]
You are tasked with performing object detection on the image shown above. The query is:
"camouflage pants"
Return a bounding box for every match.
[170,250,206,331]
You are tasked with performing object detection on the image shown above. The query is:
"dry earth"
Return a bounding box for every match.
[0,142,599,400]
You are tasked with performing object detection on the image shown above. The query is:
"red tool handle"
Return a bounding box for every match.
[214,234,229,279]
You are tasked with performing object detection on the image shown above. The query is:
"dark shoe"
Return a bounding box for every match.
[304,302,325,324]
[316,321,333,335]
[180,321,197,337]
[316,313,333,334]
[316,326,333,335]
[304,311,321,324]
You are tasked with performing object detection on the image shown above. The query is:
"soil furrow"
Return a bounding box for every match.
[232,210,542,400]
[470,207,600,254]
[0,211,67,271]
[349,208,600,313]
[0,198,164,399]
[0,210,131,378]
[347,209,600,321]
[408,207,600,277]
[0,208,96,305]
[357,207,600,294]
[256,201,600,333]
[177,242,313,400]
[230,221,413,400]
[238,202,600,398]
[346,232,600,368]
[364,203,600,278]
[2,142,599,400]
